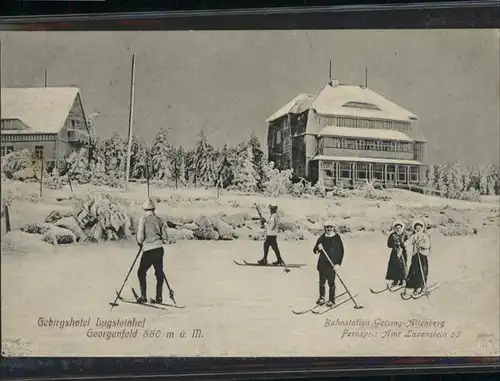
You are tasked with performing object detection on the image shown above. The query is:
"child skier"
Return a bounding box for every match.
[258,203,284,266]
[385,220,409,287]
[136,198,169,304]
[313,221,344,307]
[405,219,431,295]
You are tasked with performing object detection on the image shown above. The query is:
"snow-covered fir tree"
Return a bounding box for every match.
[211,144,234,189]
[169,146,185,189]
[248,133,268,191]
[150,128,172,180]
[103,133,127,180]
[231,145,258,192]
[188,131,213,187]
[130,136,148,180]
[66,148,90,184]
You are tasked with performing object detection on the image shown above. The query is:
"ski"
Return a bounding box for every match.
[388,284,405,292]
[292,291,348,315]
[311,294,359,315]
[369,285,389,294]
[149,298,187,309]
[114,290,166,310]
[233,260,305,268]
[400,282,440,300]
[410,281,448,299]
[370,283,405,294]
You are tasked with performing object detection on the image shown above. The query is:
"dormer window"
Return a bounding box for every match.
[342,101,381,111]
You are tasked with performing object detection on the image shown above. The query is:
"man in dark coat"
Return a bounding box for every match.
[313,221,345,307]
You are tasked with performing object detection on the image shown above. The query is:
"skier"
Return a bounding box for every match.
[258,203,284,266]
[136,198,168,304]
[405,219,431,295]
[385,220,409,287]
[313,221,345,307]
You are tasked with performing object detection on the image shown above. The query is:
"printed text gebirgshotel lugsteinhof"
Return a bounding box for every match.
[37,317,204,340]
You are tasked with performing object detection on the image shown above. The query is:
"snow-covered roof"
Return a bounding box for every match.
[311,84,417,122]
[318,126,414,142]
[267,82,418,123]
[1,87,81,134]
[312,155,423,165]
[265,93,315,122]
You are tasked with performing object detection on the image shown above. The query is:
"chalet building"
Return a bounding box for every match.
[0,87,90,171]
[265,79,427,188]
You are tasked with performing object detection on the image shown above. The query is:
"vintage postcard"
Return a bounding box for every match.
[1,30,499,357]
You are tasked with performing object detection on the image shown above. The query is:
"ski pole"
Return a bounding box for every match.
[162,271,177,304]
[279,258,291,273]
[110,247,142,310]
[416,252,429,298]
[319,248,363,309]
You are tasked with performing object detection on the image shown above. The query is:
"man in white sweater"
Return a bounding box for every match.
[136,199,168,304]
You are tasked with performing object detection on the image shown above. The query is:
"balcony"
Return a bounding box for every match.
[67,129,89,144]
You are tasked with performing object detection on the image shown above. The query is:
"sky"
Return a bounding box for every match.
[1,29,499,165]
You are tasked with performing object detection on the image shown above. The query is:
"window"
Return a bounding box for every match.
[365,140,375,150]
[339,162,351,179]
[70,119,77,129]
[34,145,44,159]
[355,163,369,180]
[373,163,384,180]
[1,145,14,157]
[386,165,396,181]
[381,142,390,151]
[276,129,281,144]
[358,140,366,150]
[346,140,357,149]
[342,101,381,111]
[322,161,334,170]
[398,166,407,182]
[324,169,334,178]
[410,166,419,182]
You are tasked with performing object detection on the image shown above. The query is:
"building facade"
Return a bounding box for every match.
[1,87,90,171]
[266,80,427,188]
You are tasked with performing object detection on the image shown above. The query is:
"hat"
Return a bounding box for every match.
[413,219,425,230]
[142,199,155,211]
[269,203,278,208]
[393,220,405,230]
[324,220,335,228]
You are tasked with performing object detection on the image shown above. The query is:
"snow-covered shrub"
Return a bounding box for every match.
[74,193,134,242]
[1,149,33,178]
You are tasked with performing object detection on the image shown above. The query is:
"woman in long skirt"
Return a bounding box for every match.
[385,220,408,287]
[405,219,431,295]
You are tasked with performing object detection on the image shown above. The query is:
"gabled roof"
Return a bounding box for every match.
[1,87,82,134]
[265,93,315,123]
[311,84,417,122]
[267,82,418,123]
[319,126,414,142]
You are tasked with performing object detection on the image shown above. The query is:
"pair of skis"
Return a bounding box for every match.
[292,291,357,315]
[370,281,447,300]
[114,288,186,310]
[293,248,364,315]
[233,260,306,269]
[400,281,448,300]
[369,283,406,294]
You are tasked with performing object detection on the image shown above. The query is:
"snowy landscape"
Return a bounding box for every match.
[1,30,499,357]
